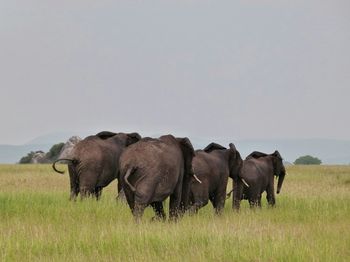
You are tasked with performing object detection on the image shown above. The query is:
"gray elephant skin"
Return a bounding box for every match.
[183,143,243,215]
[233,150,286,210]
[52,131,141,200]
[119,135,195,222]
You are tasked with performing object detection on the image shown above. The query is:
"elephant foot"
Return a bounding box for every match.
[117,190,127,203]
[132,203,147,223]
[150,216,166,222]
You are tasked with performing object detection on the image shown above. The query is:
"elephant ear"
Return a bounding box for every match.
[229,143,237,158]
[271,150,284,176]
[176,137,195,170]
[228,143,243,180]
[272,150,283,160]
[176,137,195,157]
[203,143,226,153]
[96,131,117,140]
[246,151,268,159]
[126,132,141,146]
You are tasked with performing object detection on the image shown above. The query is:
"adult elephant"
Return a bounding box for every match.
[52,131,141,200]
[183,143,243,215]
[119,135,195,222]
[232,150,286,210]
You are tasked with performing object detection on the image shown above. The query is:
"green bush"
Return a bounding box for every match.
[19,151,36,164]
[294,155,322,165]
[46,142,64,161]
[19,142,64,164]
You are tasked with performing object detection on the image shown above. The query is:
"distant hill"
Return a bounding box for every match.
[0,134,349,164]
[0,132,79,163]
[191,138,350,165]
[0,144,53,164]
[25,132,79,145]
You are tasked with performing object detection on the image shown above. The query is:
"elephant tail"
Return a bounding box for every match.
[124,167,136,192]
[52,158,76,174]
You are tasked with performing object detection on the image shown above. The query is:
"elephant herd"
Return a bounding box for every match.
[53,131,286,222]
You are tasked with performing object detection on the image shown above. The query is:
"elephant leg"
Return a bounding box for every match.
[189,185,209,215]
[212,178,228,215]
[169,176,184,221]
[246,184,261,209]
[249,199,258,208]
[70,186,79,201]
[123,188,135,211]
[69,189,79,201]
[151,202,166,221]
[80,187,89,200]
[189,198,208,215]
[257,196,262,208]
[68,166,79,201]
[132,202,147,223]
[266,185,276,207]
[95,187,103,201]
[233,180,243,212]
[116,175,125,201]
[249,193,261,209]
[80,186,95,200]
[117,189,127,202]
[211,191,226,215]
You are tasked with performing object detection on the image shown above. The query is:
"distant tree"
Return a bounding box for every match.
[294,155,322,165]
[46,142,64,161]
[19,151,35,164]
[19,142,65,164]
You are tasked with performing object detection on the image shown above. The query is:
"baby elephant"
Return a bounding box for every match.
[232,151,286,210]
[183,143,243,215]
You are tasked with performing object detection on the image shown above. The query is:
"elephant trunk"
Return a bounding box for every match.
[276,171,285,194]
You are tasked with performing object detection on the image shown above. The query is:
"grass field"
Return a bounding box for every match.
[0,164,349,261]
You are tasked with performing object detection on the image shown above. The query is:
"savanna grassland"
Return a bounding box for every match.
[0,164,349,261]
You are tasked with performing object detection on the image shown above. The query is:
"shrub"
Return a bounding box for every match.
[46,143,64,161]
[19,151,36,164]
[294,155,322,165]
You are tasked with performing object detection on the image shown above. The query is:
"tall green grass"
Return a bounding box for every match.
[0,164,349,261]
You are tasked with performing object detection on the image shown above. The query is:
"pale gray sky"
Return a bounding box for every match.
[1,0,349,145]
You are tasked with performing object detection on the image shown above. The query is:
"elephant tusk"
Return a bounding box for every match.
[241,178,249,188]
[193,174,202,184]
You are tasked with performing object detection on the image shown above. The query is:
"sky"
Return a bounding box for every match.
[1,0,349,145]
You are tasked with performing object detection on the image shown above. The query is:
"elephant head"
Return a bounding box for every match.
[271,150,286,194]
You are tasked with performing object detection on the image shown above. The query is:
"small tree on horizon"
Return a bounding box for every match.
[19,151,36,164]
[18,142,64,164]
[294,155,322,165]
[46,142,65,161]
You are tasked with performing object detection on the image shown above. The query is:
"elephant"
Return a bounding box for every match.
[119,135,195,222]
[232,150,286,210]
[52,131,141,200]
[182,143,243,215]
